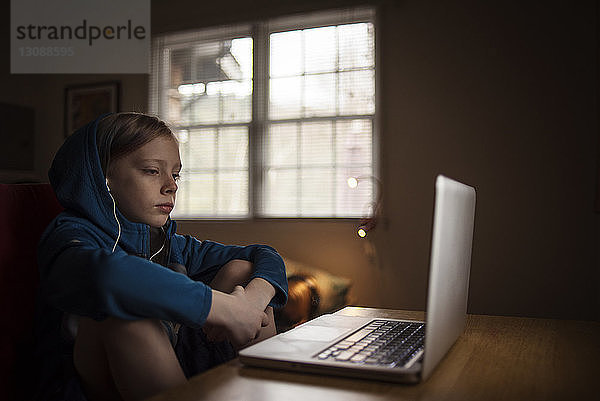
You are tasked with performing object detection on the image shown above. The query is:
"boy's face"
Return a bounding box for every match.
[106,135,181,228]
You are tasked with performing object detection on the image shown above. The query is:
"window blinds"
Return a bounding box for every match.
[150,8,376,218]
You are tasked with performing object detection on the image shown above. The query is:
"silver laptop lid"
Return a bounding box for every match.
[422,175,476,380]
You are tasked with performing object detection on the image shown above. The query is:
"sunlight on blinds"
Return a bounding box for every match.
[150,9,376,218]
[261,22,375,217]
[156,31,252,217]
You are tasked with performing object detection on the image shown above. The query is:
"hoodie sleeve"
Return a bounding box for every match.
[38,224,213,328]
[173,235,288,309]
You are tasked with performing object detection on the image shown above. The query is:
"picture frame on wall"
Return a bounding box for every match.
[64,81,120,137]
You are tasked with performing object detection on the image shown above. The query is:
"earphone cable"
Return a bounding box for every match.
[108,191,122,253]
[150,226,166,261]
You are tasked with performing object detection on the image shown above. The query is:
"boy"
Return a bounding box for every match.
[35,112,287,401]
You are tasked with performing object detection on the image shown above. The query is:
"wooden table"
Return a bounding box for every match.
[147,307,600,401]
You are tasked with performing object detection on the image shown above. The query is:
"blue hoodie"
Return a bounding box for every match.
[35,114,287,396]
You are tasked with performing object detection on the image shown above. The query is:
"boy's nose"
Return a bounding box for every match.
[162,177,178,194]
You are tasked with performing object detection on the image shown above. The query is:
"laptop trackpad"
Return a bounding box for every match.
[281,325,350,342]
[280,315,372,342]
[240,315,372,357]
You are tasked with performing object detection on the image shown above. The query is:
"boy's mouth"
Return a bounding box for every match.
[156,203,174,213]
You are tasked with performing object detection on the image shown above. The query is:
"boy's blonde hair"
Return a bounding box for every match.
[96,112,176,176]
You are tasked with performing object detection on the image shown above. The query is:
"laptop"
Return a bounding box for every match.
[239,175,476,383]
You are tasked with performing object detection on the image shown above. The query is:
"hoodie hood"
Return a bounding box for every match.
[48,113,175,254]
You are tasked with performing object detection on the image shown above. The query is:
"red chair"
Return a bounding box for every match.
[0,183,62,401]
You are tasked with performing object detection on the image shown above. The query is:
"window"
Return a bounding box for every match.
[150,8,376,218]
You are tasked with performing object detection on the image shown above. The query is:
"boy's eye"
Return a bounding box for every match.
[172,173,181,181]
[144,169,159,175]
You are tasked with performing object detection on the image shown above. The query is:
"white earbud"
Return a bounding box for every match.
[105,177,121,252]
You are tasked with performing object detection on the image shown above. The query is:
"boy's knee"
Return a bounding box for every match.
[224,259,253,279]
[211,259,253,293]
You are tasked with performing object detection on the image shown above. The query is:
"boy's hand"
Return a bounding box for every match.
[204,286,269,347]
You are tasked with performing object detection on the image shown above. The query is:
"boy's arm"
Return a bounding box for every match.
[179,236,288,308]
[244,279,278,344]
[38,227,214,328]
[244,277,276,311]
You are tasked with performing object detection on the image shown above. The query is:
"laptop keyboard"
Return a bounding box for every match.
[315,320,425,367]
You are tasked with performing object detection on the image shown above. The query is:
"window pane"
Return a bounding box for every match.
[269,76,302,119]
[190,95,220,124]
[221,89,252,122]
[300,168,334,216]
[335,119,372,167]
[232,38,253,74]
[187,128,216,170]
[172,172,215,216]
[270,31,302,77]
[304,73,336,117]
[336,166,373,217]
[217,171,248,215]
[263,168,298,215]
[338,23,374,70]
[300,122,333,167]
[218,127,248,169]
[339,70,375,115]
[266,123,298,167]
[304,26,337,73]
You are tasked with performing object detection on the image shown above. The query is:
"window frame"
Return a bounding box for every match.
[150,6,379,221]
